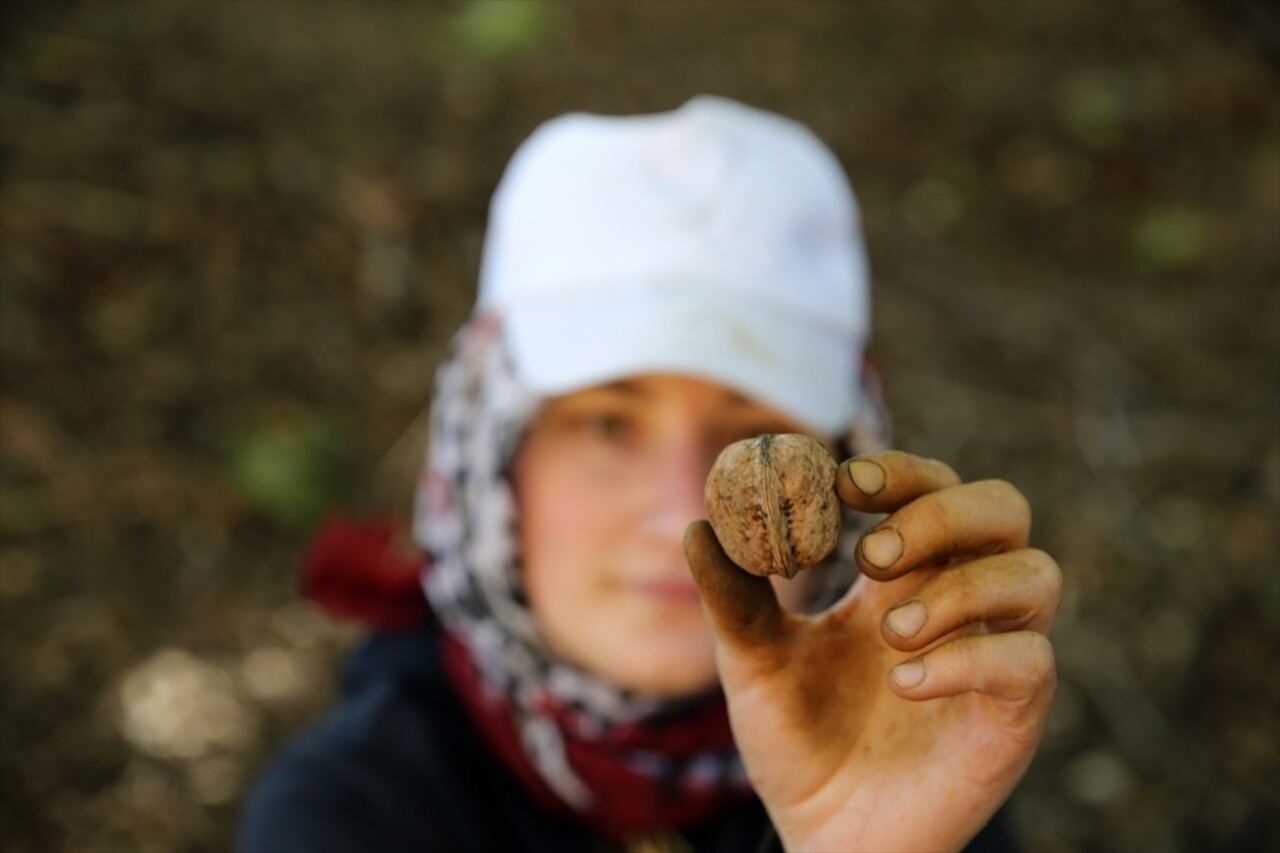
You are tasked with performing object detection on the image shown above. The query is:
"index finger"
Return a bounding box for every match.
[835,450,962,513]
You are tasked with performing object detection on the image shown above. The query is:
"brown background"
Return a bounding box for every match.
[1,2,1277,851]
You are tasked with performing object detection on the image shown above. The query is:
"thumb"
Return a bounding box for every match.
[684,520,790,662]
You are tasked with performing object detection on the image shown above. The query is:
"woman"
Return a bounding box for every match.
[240,96,1059,852]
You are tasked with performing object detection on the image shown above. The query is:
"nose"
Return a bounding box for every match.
[642,434,714,543]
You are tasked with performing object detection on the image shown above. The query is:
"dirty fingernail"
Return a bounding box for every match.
[886,601,926,638]
[861,529,903,569]
[848,459,886,496]
[892,660,926,688]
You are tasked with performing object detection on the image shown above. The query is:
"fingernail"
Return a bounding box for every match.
[886,601,926,638]
[848,459,886,496]
[892,660,926,689]
[861,529,903,569]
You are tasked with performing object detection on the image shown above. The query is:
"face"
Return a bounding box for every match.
[510,374,826,697]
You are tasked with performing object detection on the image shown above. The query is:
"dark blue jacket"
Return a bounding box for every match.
[239,619,1017,852]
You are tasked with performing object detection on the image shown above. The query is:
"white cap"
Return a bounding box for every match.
[476,95,870,435]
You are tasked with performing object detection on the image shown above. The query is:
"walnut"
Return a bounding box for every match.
[704,433,841,579]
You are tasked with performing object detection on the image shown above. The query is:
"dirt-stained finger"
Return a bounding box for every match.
[888,631,1057,710]
[836,450,963,514]
[855,479,1032,580]
[880,549,1063,652]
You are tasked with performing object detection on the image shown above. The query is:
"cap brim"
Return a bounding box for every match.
[500,283,859,436]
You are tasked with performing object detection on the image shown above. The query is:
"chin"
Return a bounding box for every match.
[618,666,720,697]
[540,606,720,696]
[603,635,720,697]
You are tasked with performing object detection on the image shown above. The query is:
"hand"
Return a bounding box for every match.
[684,451,1060,853]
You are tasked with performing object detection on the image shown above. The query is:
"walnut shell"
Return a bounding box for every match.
[704,433,841,579]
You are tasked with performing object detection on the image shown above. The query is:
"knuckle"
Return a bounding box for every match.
[983,479,1031,520]
[941,561,984,611]
[1023,548,1063,599]
[1010,488,1033,528]
[1023,632,1057,684]
[926,457,963,487]
[916,496,956,551]
[975,480,1032,548]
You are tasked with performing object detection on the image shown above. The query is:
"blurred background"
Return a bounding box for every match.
[1,1,1277,851]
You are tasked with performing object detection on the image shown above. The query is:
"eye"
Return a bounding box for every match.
[582,412,636,442]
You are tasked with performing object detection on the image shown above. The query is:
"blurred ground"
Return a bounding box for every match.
[0,2,1277,851]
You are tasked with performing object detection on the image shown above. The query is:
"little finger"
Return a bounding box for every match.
[889,631,1056,710]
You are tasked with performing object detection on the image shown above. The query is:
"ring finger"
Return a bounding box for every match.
[880,548,1062,652]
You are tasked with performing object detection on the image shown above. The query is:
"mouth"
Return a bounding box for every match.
[630,577,705,606]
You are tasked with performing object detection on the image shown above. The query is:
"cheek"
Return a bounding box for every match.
[514,452,624,613]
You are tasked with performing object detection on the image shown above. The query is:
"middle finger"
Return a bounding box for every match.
[855,479,1031,580]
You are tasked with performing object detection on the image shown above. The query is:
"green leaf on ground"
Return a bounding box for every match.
[227,407,347,528]
[421,0,559,64]
[1131,207,1211,271]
